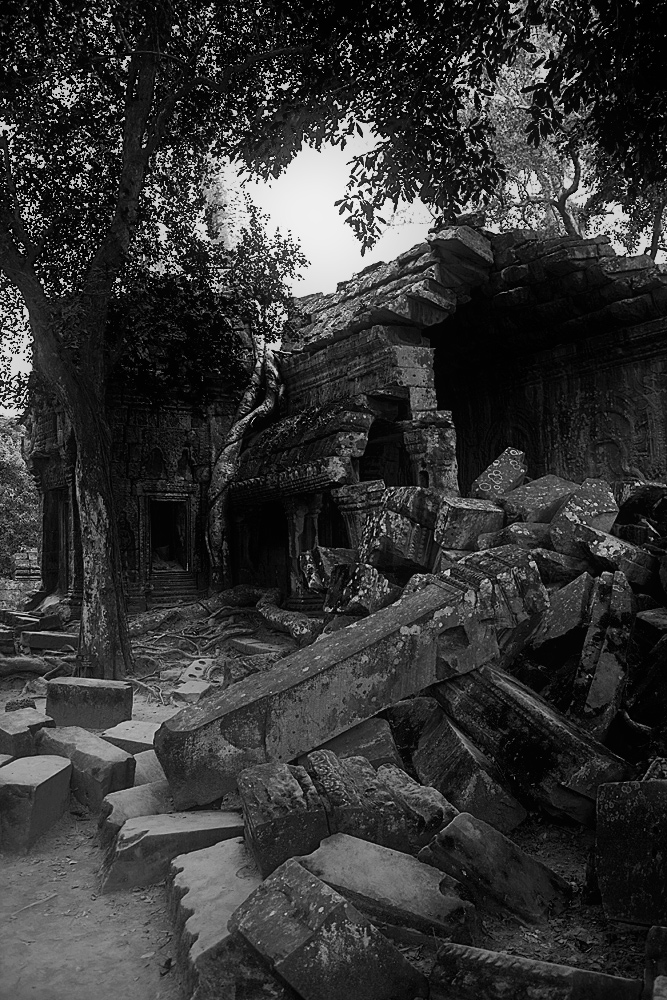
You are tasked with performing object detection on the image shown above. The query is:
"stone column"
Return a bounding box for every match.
[330,480,386,548]
[400,412,459,494]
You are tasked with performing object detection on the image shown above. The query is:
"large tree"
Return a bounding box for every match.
[1,1,531,677]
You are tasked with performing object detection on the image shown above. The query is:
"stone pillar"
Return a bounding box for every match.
[400,412,459,494]
[282,494,323,597]
[330,480,386,548]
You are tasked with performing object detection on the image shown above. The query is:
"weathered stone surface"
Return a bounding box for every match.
[0,708,55,758]
[413,712,526,834]
[258,603,322,648]
[0,753,13,766]
[419,812,571,922]
[552,521,657,586]
[299,833,478,944]
[550,478,619,536]
[237,762,330,878]
[385,696,441,766]
[154,574,521,808]
[102,811,244,892]
[303,750,410,853]
[333,561,404,615]
[571,572,635,738]
[644,759,667,780]
[310,546,358,589]
[169,838,282,1000]
[432,666,632,825]
[98,779,173,845]
[470,448,527,500]
[0,755,72,851]
[431,942,643,999]
[229,858,430,1000]
[477,521,552,552]
[298,716,403,770]
[654,977,667,999]
[359,486,442,573]
[46,676,132,728]
[36,726,135,811]
[133,748,167,786]
[597,781,667,925]
[530,572,594,649]
[172,680,214,703]
[499,475,579,523]
[376,763,459,848]
[530,548,593,585]
[21,630,78,651]
[434,496,505,549]
[101,720,160,753]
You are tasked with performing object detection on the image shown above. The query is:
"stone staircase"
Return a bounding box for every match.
[127,571,205,611]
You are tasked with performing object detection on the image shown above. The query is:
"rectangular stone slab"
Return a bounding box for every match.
[101,720,160,753]
[0,709,55,758]
[432,942,643,999]
[97,779,173,846]
[21,630,78,651]
[169,838,287,1000]
[133,749,167,786]
[36,726,135,811]
[102,810,244,891]
[154,579,494,808]
[299,833,478,943]
[596,781,667,925]
[418,812,571,922]
[229,858,429,1000]
[432,665,632,825]
[0,755,72,851]
[46,677,133,728]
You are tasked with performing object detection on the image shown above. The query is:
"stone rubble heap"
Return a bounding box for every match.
[5,451,667,997]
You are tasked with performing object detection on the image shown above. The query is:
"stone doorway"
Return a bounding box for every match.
[149,499,188,572]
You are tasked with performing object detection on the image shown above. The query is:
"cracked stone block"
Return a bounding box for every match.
[550,478,619,536]
[229,858,430,1000]
[419,812,572,922]
[299,833,478,944]
[530,572,595,649]
[432,665,632,825]
[0,708,55,758]
[597,781,667,925]
[571,572,635,739]
[0,755,72,851]
[101,720,160,753]
[169,838,285,1000]
[98,779,173,846]
[431,942,643,999]
[434,496,505,550]
[102,810,244,891]
[359,487,442,573]
[297,716,403,771]
[36,726,135,811]
[46,677,133,729]
[237,762,330,878]
[172,680,214,704]
[499,475,579,523]
[477,521,552,552]
[470,448,527,500]
[376,763,459,849]
[133,749,167,786]
[413,712,526,834]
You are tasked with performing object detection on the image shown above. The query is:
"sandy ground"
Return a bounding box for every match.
[0,679,185,1000]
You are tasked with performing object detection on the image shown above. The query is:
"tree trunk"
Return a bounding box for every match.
[649,200,665,259]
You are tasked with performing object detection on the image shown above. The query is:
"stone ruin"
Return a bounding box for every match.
[4,225,667,997]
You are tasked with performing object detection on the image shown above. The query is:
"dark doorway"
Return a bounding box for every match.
[359,419,411,485]
[150,500,188,571]
[230,501,290,594]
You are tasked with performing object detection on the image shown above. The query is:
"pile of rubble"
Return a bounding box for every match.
[4,448,667,998]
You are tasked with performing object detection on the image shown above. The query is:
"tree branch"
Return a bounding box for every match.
[0,134,41,265]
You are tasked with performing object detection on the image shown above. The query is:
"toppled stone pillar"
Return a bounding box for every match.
[469,448,527,500]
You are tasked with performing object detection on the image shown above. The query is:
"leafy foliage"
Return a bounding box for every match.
[0,417,39,577]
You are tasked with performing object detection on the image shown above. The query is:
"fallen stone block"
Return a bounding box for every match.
[550,478,619,536]
[21,630,78,651]
[597,781,667,925]
[477,521,552,552]
[552,522,657,586]
[571,571,635,738]
[36,726,136,811]
[359,487,441,573]
[311,546,359,589]
[334,561,404,616]
[257,602,321,647]
[385,695,442,767]
[0,755,72,851]
[530,548,593,585]
[469,447,527,500]
[431,942,643,999]
[434,496,505,549]
[644,759,667,780]
[376,763,458,849]
[413,712,526,834]
[46,676,132,728]
[0,625,16,654]
[499,474,578,523]
[172,680,214,704]
[98,779,173,845]
[419,812,571,922]
[530,572,594,649]
[169,837,284,1000]
[654,977,667,1000]
[432,665,632,825]
[237,762,330,878]
[229,858,429,1000]
[101,720,160,753]
[300,833,478,944]
[0,708,55,758]
[102,810,244,891]
[296,716,403,770]
[133,748,167,786]
[154,569,537,808]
